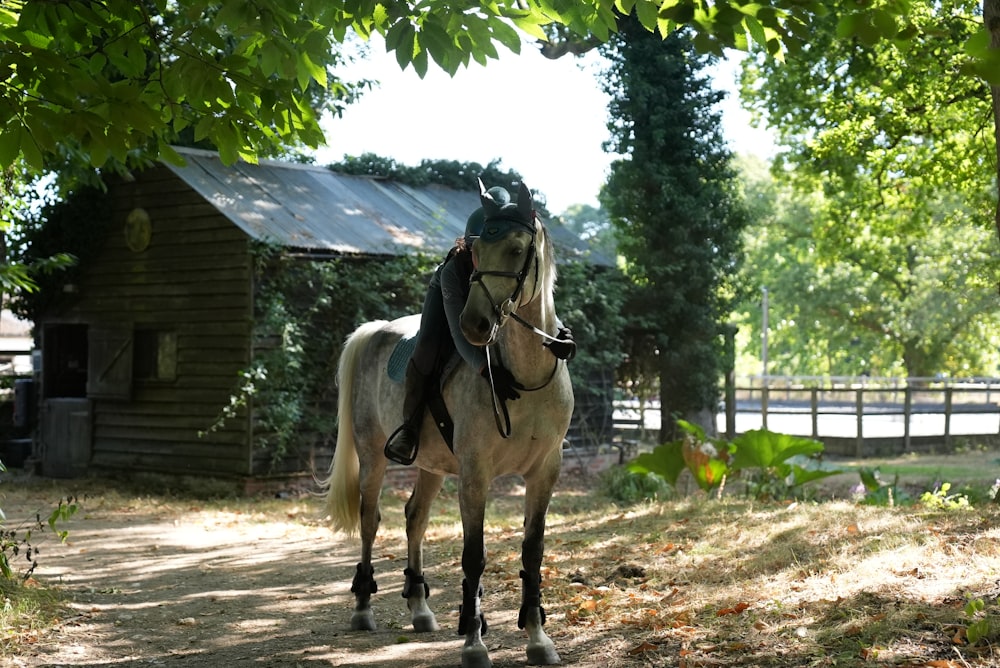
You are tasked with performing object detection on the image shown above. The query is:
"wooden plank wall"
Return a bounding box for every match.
[55,166,254,476]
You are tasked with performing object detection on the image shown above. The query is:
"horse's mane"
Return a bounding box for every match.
[538,220,557,302]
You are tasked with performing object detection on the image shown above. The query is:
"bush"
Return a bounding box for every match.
[597,465,672,505]
[627,421,843,500]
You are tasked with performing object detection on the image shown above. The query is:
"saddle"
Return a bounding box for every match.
[387,332,458,451]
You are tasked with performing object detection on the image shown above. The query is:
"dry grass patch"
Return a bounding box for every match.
[443,483,1000,667]
[1,470,998,667]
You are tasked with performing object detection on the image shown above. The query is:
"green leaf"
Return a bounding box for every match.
[628,440,687,486]
[659,0,694,24]
[743,16,767,47]
[0,125,22,168]
[870,9,897,39]
[688,453,729,491]
[297,51,327,89]
[636,0,659,30]
[786,456,845,487]
[963,29,991,57]
[511,15,548,41]
[730,429,824,471]
[388,22,416,70]
[20,131,42,169]
[0,6,17,25]
[858,467,882,492]
[420,18,455,72]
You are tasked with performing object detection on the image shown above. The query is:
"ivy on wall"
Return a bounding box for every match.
[208,241,435,467]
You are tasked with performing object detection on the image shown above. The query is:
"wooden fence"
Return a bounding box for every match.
[728,376,1000,457]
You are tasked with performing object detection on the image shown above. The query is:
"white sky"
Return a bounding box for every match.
[315,37,775,214]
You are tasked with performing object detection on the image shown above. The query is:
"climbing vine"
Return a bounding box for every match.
[236,241,434,466]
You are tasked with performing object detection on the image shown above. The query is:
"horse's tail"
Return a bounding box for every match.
[324,320,387,536]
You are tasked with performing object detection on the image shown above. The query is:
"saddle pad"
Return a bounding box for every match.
[387,333,418,383]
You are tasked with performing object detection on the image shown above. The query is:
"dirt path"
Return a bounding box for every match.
[3,476,617,668]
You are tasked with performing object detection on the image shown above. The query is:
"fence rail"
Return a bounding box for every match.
[724,375,1000,456]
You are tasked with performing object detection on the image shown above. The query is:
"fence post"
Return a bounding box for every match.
[903,386,912,454]
[855,388,864,457]
[944,386,953,450]
[761,384,769,431]
[810,388,819,438]
[724,324,737,440]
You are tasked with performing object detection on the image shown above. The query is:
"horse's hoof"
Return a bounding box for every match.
[350,610,376,631]
[461,644,492,668]
[412,611,440,633]
[527,642,561,666]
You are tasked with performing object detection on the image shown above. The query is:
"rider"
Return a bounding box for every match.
[383,182,576,465]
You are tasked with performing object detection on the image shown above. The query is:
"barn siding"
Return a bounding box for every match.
[43,166,254,476]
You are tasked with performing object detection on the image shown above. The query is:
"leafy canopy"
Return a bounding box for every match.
[3,0,980,175]
[736,0,1000,378]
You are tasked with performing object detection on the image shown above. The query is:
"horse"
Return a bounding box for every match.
[324,183,573,668]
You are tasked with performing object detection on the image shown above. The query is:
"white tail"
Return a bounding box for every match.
[324,321,387,535]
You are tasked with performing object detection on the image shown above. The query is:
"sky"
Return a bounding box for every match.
[314,36,776,215]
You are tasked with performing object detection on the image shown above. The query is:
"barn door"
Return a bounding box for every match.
[86,325,133,400]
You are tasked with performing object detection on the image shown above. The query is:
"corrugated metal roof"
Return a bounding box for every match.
[164,146,610,264]
[165,147,470,256]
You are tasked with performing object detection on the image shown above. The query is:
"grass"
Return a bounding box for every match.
[836,449,1000,482]
[0,577,68,654]
[2,451,1000,666]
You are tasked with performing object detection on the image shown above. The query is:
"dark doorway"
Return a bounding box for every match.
[43,324,88,398]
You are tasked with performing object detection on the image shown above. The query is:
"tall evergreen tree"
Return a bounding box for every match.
[600,18,749,437]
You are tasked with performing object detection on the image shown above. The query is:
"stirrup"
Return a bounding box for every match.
[384,424,418,465]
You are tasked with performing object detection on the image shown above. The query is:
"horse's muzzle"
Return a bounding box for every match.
[461,308,498,347]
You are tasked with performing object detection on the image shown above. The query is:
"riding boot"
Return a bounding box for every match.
[384,360,429,465]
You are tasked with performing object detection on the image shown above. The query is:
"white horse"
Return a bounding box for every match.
[324,183,573,668]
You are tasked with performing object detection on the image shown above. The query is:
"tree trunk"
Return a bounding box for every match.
[987,0,1000,246]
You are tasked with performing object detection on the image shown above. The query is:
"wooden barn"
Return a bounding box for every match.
[29,147,599,482]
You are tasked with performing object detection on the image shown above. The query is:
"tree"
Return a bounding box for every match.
[558,203,618,260]
[5,0,980,176]
[600,18,749,438]
[739,0,1000,378]
[735,157,1000,378]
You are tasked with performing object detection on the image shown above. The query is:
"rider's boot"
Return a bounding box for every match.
[384,360,428,465]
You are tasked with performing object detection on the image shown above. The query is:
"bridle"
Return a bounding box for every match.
[467,218,564,437]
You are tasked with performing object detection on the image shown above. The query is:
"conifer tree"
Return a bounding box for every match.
[601,18,749,437]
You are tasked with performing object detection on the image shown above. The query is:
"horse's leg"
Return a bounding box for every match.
[403,469,444,632]
[351,453,386,631]
[520,460,562,666]
[457,465,491,668]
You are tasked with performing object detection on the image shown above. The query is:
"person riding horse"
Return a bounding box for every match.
[384,181,576,465]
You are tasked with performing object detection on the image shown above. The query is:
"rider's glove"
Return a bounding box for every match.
[544,326,577,361]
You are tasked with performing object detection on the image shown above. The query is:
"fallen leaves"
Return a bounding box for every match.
[716,601,750,617]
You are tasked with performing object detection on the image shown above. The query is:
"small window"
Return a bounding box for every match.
[134,330,177,381]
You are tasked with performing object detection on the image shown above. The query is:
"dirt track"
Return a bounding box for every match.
[3,475,621,668]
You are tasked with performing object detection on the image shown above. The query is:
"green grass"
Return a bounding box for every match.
[0,577,68,653]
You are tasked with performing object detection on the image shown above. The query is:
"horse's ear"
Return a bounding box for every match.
[517,182,533,220]
[479,178,502,215]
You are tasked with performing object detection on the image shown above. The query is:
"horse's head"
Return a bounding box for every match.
[461,181,553,347]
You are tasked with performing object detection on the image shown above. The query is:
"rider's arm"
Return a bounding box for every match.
[440,252,487,371]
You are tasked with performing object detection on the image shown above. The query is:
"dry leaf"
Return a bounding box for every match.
[627,641,659,656]
[717,601,750,616]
